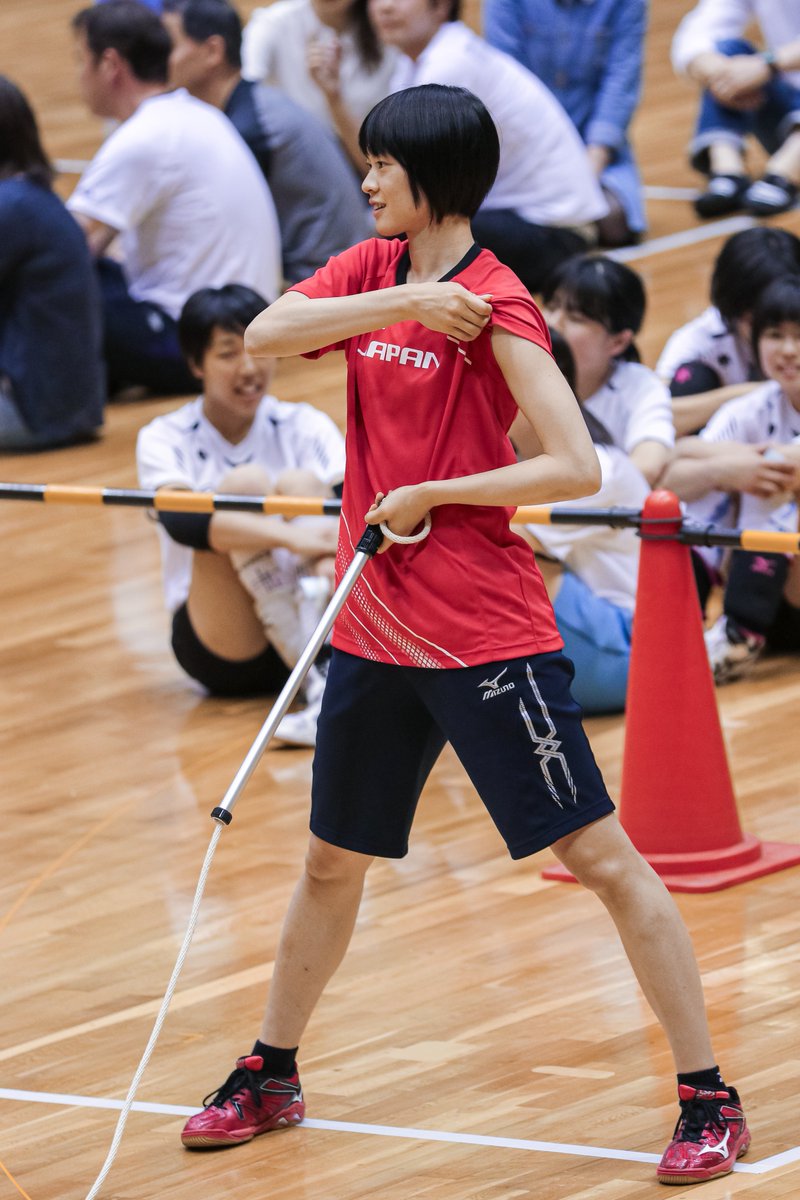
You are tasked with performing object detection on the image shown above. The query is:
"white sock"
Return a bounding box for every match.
[230,548,304,667]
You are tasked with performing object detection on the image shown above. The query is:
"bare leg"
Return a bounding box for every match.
[708,142,747,176]
[551,815,714,1072]
[765,127,800,184]
[261,834,374,1047]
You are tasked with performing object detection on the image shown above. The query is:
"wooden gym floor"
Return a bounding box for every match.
[2,2,800,1198]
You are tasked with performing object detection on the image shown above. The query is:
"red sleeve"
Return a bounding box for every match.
[489,289,552,355]
[286,239,395,358]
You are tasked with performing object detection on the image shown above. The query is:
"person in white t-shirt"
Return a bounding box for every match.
[242,0,397,169]
[369,0,608,295]
[513,331,648,713]
[671,0,800,218]
[543,254,674,486]
[69,1,281,396]
[137,285,345,745]
[661,276,800,684]
[656,226,800,436]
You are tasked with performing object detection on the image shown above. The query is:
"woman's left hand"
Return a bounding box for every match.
[365,488,431,552]
[307,36,342,101]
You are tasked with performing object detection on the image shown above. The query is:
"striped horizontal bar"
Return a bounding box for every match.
[3,482,800,554]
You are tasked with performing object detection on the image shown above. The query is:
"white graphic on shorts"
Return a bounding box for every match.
[518,663,577,809]
[479,667,516,700]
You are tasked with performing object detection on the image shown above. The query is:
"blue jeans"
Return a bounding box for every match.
[691,38,800,170]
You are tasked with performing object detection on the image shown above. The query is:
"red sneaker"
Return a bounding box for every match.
[181,1055,305,1149]
[657,1083,750,1185]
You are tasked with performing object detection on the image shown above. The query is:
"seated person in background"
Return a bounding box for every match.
[0,76,104,451]
[242,0,397,170]
[672,0,800,218]
[162,0,372,285]
[136,285,345,745]
[543,254,674,486]
[483,0,647,248]
[369,0,608,295]
[513,331,648,714]
[657,226,800,436]
[660,276,800,684]
[68,0,281,398]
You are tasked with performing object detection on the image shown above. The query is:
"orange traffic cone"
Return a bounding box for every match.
[544,489,800,893]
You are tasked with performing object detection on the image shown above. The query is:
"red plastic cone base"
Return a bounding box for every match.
[543,491,800,894]
[542,837,800,893]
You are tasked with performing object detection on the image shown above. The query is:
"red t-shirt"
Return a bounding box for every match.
[290,238,563,667]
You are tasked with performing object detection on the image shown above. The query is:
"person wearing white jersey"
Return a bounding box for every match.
[672,0,800,218]
[661,276,800,684]
[543,254,674,488]
[656,227,800,436]
[69,1,281,396]
[369,0,608,295]
[137,285,345,745]
[242,0,397,169]
[513,331,648,714]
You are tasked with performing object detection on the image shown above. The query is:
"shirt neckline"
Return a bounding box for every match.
[395,241,482,286]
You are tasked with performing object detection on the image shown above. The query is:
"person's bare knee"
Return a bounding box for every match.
[219,463,274,495]
[303,834,373,891]
[552,815,650,901]
[277,467,329,497]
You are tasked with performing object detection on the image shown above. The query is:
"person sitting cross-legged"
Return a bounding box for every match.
[136,285,345,744]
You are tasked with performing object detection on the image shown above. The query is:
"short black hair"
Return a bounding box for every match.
[543,254,645,362]
[162,0,242,69]
[178,284,269,365]
[751,275,800,362]
[711,226,800,326]
[0,75,54,188]
[72,1,171,83]
[359,85,499,222]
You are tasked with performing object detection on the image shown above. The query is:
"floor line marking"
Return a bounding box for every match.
[0,1087,777,1174]
[0,1156,34,1200]
[610,215,756,263]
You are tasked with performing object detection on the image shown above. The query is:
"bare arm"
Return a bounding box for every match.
[630,439,671,487]
[245,286,493,357]
[672,381,759,437]
[367,332,601,541]
[71,211,119,258]
[660,438,797,502]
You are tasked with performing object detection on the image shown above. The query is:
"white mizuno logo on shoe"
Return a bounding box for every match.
[479,667,515,700]
[697,1128,731,1157]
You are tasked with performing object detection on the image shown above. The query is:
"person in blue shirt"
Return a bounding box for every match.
[483,0,647,247]
[0,76,104,450]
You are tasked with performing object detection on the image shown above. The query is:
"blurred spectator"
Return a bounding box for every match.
[484,0,647,247]
[0,76,104,450]
[242,0,397,169]
[657,226,800,435]
[369,0,608,295]
[514,330,647,713]
[163,0,372,284]
[137,284,345,743]
[661,276,800,684]
[672,0,800,217]
[543,254,674,486]
[68,0,281,397]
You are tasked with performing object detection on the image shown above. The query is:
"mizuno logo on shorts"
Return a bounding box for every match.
[479,667,515,700]
[357,340,440,369]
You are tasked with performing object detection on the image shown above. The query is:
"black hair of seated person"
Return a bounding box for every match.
[750,275,800,369]
[177,283,270,368]
[542,254,645,364]
[162,0,243,69]
[0,76,54,188]
[72,0,171,84]
[711,226,800,328]
[359,84,499,223]
[548,325,612,448]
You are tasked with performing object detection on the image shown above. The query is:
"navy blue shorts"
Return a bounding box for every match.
[310,649,614,860]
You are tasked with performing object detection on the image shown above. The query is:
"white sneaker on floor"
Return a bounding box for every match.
[704,615,766,684]
[273,665,327,748]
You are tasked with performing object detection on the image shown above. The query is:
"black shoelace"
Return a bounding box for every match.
[202,1063,265,1111]
[674,1096,727,1143]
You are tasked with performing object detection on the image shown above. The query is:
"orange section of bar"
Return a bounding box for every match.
[260,496,328,516]
[152,489,215,512]
[42,486,104,505]
[511,505,552,525]
[740,530,800,554]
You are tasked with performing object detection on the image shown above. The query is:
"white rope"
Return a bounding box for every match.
[84,822,224,1200]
